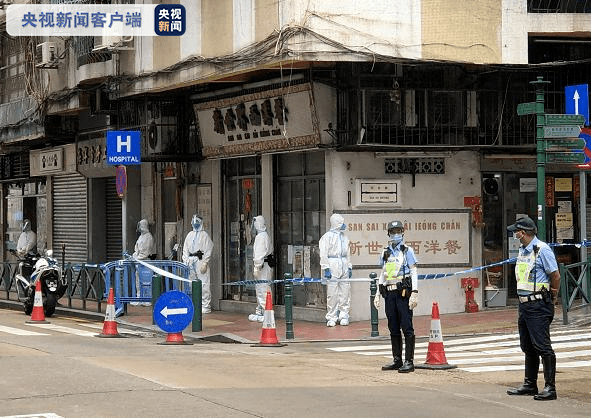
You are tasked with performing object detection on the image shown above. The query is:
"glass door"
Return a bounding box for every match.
[223,157,261,302]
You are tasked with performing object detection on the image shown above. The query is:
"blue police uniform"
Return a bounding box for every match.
[507,216,559,401]
[379,240,418,372]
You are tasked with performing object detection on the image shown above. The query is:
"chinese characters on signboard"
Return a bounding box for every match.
[342,212,471,266]
[194,83,319,157]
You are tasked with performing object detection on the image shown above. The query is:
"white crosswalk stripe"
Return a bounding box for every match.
[327,327,591,372]
[0,322,150,338]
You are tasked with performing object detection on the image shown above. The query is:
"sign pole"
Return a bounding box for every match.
[532,76,550,241]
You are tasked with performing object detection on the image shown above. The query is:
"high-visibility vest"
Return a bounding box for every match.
[384,250,405,284]
[515,247,545,292]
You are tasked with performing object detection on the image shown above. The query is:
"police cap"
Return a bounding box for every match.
[507,216,537,233]
[387,220,404,234]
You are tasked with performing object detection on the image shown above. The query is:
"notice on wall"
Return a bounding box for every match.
[555,212,574,242]
[341,211,471,267]
[557,201,572,213]
[196,185,212,233]
[555,178,572,192]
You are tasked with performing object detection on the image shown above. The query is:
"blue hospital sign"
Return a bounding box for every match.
[106,131,141,165]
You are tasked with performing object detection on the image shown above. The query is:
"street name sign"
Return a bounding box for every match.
[545,138,586,150]
[517,101,543,116]
[106,130,141,165]
[153,290,194,334]
[546,152,585,164]
[544,114,585,126]
[543,125,581,138]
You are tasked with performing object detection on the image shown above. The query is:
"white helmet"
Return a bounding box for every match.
[34,258,49,271]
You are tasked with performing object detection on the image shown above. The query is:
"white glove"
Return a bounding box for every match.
[373,293,381,310]
[253,266,261,279]
[409,292,418,310]
[199,262,208,274]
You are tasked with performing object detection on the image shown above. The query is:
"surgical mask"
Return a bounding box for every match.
[191,216,201,230]
[340,223,346,231]
[390,234,403,244]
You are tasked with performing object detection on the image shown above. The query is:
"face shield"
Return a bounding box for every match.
[22,220,31,232]
[191,215,202,231]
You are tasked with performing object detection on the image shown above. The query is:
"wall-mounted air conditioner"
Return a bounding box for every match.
[35,42,57,66]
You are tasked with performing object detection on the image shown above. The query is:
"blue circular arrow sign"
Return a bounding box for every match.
[153,290,194,334]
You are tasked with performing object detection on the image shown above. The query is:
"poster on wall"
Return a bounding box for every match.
[196,185,212,233]
[341,211,471,267]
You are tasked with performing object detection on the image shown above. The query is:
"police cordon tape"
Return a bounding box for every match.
[124,238,587,287]
[222,257,519,286]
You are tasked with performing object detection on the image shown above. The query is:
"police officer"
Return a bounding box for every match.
[506,216,559,401]
[374,220,418,373]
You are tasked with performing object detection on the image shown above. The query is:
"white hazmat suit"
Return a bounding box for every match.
[249,215,273,322]
[16,219,37,257]
[132,219,156,306]
[319,213,352,327]
[182,215,214,314]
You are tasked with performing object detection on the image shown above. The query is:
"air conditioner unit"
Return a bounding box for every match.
[35,42,56,66]
[93,31,133,51]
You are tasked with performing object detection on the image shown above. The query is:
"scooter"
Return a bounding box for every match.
[10,249,67,317]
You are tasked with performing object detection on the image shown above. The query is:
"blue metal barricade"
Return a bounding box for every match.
[101,260,191,316]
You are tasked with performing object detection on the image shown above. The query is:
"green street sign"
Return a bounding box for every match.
[517,102,543,116]
[543,125,582,138]
[546,152,585,164]
[545,138,586,150]
[544,114,585,126]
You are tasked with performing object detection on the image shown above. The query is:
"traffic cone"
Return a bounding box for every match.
[415,302,456,370]
[26,280,49,324]
[160,332,191,345]
[253,290,286,347]
[97,287,123,338]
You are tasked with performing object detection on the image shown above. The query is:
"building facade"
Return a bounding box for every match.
[1,1,591,319]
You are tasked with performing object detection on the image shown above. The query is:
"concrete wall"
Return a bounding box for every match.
[326,150,483,319]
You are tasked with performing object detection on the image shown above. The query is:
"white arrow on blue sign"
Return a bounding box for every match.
[154,291,194,334]
[106,130,141,165]
[565,84,589,126]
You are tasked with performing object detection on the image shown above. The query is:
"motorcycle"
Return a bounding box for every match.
[10,249,67,317]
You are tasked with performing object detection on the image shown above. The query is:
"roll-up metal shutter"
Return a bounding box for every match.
[53,173,87,264]
[105,178,122,261]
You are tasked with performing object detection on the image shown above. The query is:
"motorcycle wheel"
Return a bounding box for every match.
[23,300,33,316]
[44,293,57,317]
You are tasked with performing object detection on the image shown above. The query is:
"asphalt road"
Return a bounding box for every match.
[0,309,589,418]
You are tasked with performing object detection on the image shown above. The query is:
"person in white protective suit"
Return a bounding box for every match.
[249,215,274,322]
[16,219,37,257]
[319,213,352,327]
[132,219,156,306]
[182,215,214,314]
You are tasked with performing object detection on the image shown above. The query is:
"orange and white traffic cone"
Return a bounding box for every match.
[26,280,48,324]
[415,302,456,370]
[253,290,286,347]
[97,287,122,338]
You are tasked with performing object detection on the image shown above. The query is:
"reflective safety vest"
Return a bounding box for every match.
[384,250,406,284]
[515,247,545,292]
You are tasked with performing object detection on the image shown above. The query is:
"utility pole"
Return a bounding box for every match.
[532,76,550,241]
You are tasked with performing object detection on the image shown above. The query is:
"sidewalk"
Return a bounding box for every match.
[117,304,524,343]
[3,297,588,343]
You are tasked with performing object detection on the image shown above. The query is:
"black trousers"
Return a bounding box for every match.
[518,298,555,358]
[384,291,414,337]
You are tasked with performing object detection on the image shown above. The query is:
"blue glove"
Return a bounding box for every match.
[348,267,352,278]
[324,268,332,279]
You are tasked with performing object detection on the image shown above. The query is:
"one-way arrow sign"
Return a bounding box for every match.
[565,84,589,126]
[154,291,194,333]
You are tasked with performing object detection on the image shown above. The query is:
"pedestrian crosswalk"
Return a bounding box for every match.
[327,328,591,373]
[0,322,150,338]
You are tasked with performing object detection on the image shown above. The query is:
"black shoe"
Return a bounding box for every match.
[382,358,403,371]
[398,360,414,373]
[507,382,538,396]
[534,385,557,401]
